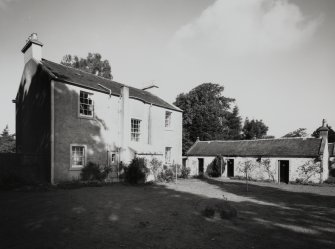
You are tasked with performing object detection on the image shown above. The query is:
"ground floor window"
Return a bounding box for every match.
[165,147,172,164]
[71,145,86,169]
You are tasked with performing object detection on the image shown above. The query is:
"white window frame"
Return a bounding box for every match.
[165,147,172,164]
[165,111,172,128]
[70,144,87,169]
[79,90,94,118]
[131,118,141,142]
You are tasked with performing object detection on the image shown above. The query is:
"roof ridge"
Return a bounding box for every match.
[42,58,125,86]
[199,137,320,143]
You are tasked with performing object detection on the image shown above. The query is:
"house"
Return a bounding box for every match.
[185,120,332,183]
[15,33,182,183]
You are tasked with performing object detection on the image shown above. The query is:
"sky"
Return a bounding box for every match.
[0,0,334,137]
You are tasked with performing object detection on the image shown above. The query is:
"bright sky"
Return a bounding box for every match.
[0,0,334,137]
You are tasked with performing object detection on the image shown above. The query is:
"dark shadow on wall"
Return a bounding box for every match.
[0,181,334,249]
[16,61,53,182]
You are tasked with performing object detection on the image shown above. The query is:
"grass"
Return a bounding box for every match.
[0,179,334,249]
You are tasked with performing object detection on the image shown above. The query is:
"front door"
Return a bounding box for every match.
[198,158,204,175]
[227,159,234,177]
[279,160,289,184]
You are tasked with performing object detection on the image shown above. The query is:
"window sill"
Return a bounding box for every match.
[69,167,83,171]
[78,114,94,120]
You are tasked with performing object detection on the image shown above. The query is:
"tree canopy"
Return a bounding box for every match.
[242,118,268,139]
[174,83,242,154]
[283,128,308,138]
[311,125,335,143]
[0,125,15,153]
[61,53,112,79]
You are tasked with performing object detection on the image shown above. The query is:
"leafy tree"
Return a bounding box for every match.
[283,128,308,138]
[174,83,240,154]
[311,125,335,143]
[242,118,268,140]
[0,125,16,153]
[61,53,112,79]
[225,106,242,140]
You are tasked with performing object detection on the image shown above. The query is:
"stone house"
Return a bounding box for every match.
[185,121,332,183]
[15,34,182,183]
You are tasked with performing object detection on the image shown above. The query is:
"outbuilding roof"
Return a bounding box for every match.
[186,138,322,158]
[40,59,181,112]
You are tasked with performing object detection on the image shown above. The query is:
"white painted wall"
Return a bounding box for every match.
[64,84,182,167]
[185,156,324,183]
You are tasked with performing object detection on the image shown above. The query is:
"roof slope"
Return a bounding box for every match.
[41,59,181,112]
[187,138,322,157]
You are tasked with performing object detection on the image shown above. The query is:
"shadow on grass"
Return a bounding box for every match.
[0,181,334,249]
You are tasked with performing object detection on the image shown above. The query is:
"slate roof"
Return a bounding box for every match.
[187,138,322,157]
[41,59,181,112]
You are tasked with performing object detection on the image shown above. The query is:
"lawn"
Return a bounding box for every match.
[0,179,334,249]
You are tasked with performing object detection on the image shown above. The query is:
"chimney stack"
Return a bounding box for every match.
[21,33,43,64]
[319,119,329,140]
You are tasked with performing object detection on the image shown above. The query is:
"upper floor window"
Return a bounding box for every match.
[71,145,86,169]
[165,111,172,128]
[79,91,93,117]
[165,147,172,164]
[131,119,141,142]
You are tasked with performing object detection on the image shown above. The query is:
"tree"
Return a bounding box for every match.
[242,118,268,140]
[0,125,16,153]
[238,160,257,192]
[225,106,242,140]
[174,83,241,154]
[61,53,112,79]
[311,125,335,143]
[283,128,308,138]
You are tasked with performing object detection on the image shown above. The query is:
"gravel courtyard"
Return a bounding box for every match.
[1,179,334,249]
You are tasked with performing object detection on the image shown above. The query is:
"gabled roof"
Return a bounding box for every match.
[187,138,322,158]
[40,59,181,112]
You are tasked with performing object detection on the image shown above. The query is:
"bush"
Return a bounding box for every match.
[81,162,104,181]
[180,167,191,179]
[206,156,224,177]
[149,158,163,181]
[125,157,149,184]
[157,167,175,182]
[324,176,335,184]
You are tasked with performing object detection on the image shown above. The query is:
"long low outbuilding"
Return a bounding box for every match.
[184,121,334,184]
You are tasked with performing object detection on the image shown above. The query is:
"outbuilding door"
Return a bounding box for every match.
[227,159,234,177]
[279,160,289,184]
[198,158,204,175]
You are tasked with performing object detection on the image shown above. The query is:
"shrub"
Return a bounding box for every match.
[81,162,104,181]
[206,156,224,177]
[180,167,191,179]
[157,167,175,182]
[149,158,163,181]
[324,176,335,184]
[125,157,149,184]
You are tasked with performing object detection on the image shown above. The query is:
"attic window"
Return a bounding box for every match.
[79,91,94,117]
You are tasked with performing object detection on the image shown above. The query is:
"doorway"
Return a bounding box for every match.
[227,159,234,177]
[279,160,289,184]
[198,158,204,175]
